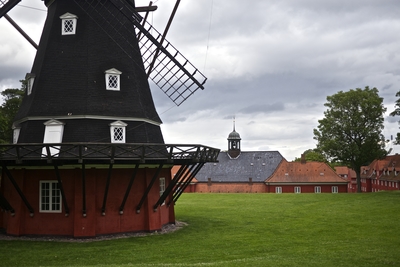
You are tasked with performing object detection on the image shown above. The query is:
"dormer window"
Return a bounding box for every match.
[60,13,78,35]
[109,121,127,143]
[42,119,65,157]
[12,126,20,144]
[105,68,122,91]
[25,73,35,95]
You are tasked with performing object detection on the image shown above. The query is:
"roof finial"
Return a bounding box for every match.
[233,116,236,132]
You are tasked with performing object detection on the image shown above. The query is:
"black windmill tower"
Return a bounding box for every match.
[3,0,206,144]
[0,0,219,237]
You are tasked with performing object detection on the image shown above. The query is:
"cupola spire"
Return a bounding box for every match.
[227,117,241,158]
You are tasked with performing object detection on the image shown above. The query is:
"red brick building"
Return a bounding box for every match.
[266,158,348,193]
[191,125,284,193]
[178,126,348,194]
[335,166,357,193]
[360,154,400,192]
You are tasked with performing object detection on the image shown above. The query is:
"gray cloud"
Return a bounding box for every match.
[2,0,400,159]
[239,102,285,115]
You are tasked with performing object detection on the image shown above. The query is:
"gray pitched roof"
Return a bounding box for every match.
[195,151,284,182]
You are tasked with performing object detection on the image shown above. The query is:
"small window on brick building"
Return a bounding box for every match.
[40,181,62,213]
[332,186,338,193]
[60,13,78,35]
[294,186,301,193]
[159,177,165,197]
[315,186,321,193]
[275,187,282,194]
[105,68,122,91]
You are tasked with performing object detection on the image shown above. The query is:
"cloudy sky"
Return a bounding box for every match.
[1,0,400,160]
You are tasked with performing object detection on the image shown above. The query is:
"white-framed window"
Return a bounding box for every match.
[332,186,338,193]
[39,181,62,213]
[105,68,122,91]
[25,73,35,95]
[42,119,65,156]
[294,186,301,193]
[60,13,78,35]
[109,121,127,143]
[275,187,282,194]
[12,127,20,144]
[396,183,398,188]
[159,177,165,197]
[159,177,166,205]
[314,186,321,193]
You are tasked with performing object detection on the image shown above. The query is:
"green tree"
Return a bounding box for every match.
[0,81,25,144]
[389,90,400,144]
[294,148,344,169]
[313,86,387,192]
[294,148,327,162]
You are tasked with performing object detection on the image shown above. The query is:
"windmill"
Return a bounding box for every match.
[0,0,219,237]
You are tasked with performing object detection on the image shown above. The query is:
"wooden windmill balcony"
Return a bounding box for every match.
[0,143,220,166]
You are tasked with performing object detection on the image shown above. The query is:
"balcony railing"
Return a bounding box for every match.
[0,143,220,166]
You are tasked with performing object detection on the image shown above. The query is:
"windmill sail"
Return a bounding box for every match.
[135,19,207,106]
[74,0,207,106]
[0,0,20,18]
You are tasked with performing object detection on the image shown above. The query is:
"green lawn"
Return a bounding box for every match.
[0,192,399,267]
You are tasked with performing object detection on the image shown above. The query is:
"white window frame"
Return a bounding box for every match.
[159,177,166,197]
[12,127,20,144]
[275,186,282,194]
[60,13,78,35]
[109,121,127,143]
[42,119,65,157]
[159,177,166,205]
[294,186,301,194]
[105,68,122,91]
[39,181,62,213]
[332,186,338,193]
[25,73,35,95]
[314,186,321,193]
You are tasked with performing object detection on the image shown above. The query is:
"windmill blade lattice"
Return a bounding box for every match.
[135,19,207,106]
[73,0,207,106]
[0,0,21,18]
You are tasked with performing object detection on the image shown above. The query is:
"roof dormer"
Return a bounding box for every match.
[105,68,122,91]
[60,12,78,35]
